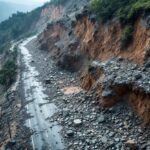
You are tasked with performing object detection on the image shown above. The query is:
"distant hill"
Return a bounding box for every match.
[0,1,38,22]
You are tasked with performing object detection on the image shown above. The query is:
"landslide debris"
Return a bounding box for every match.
[38,1,150,127]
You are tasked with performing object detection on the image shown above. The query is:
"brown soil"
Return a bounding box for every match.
[74,17,150,64]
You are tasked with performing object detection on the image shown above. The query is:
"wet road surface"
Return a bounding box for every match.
[19,36,64,150]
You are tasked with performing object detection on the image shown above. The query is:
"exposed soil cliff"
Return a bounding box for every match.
[74,14,150,64]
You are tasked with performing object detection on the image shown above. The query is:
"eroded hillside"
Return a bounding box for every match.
[38,1,150,126]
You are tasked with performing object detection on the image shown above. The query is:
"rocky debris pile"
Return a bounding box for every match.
[50,89,150,150]
[0,90,32,150]
[91,59,150,94]
[28,39,150,150]
[81,58,150,125]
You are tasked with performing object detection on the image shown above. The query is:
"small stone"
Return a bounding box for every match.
[102,89,113,98]
[92,139,97,144]
[16,104,21,108]
[109,132,115,137]
[44,79,51,84]
[115,138,120,142]
[145,62,150,68]
[108,141,115,147]
[117,57,124,62]
[98,114,105,123]
[73,119,82,126]
[125,139,138,149]
[86,139,90,144]
[101,136,108,143]
[66,130,74,137]
[135,74,142,80]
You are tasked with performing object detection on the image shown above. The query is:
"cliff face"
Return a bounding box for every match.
[38,4,150,125]
[75,17,150,64]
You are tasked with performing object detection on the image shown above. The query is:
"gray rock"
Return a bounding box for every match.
[145,62,150,68]
[98,114,105,123]
[135,74,142,80]
[92,139,97,144]
[66,130,74,137]
[109,132,115,137]
[102,89,113,98]
[101,136,108,143]
[115,138,120,142]
[73,119,82,126]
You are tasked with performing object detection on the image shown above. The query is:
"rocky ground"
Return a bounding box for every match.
[0,80,32,150]
[25,38,150,150]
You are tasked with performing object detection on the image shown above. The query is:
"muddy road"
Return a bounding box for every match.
[19,36,64,150]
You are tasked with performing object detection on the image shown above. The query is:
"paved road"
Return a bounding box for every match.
[19,36,64,150]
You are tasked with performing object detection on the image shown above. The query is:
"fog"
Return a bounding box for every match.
[0,0,49,22]
[0,0,49,5]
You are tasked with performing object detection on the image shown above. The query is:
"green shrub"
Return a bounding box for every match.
[90,0,150,48]
[90,0,150,24]
[121,25,134,49]
[50,0,67,6]
[0,60,17,86]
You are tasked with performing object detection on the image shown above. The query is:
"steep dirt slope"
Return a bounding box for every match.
[74,16,150,64]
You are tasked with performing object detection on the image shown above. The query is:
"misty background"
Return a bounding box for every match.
[0,0,49,22]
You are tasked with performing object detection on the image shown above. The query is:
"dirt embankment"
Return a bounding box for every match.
[38,7,150,125]
[74,15,150,64]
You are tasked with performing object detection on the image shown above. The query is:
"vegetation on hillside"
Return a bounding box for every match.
[0,0,69,50]
[0,1,69,87]
[50,0,67,6]
[0,45,18,87]
[0,43,11,54]
[0,60,17,86]
[0,2,54,87]
[91,0,150,47]
[0,5,43,48]
[91,0,150,24]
